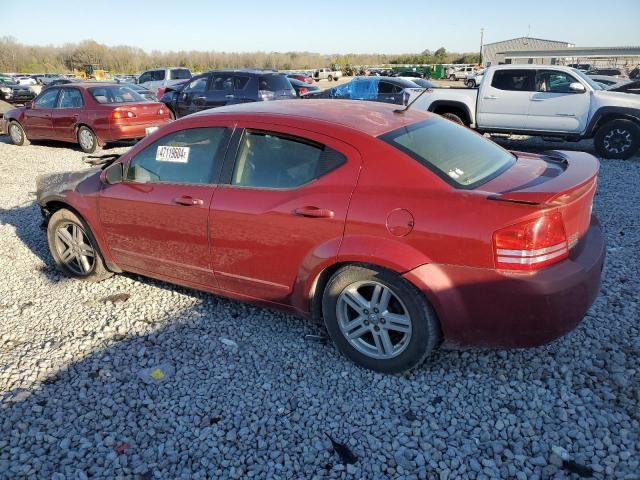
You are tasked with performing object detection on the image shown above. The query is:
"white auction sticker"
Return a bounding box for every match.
[156,145,190,163]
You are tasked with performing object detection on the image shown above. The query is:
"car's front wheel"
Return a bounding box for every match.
[322,264,440,373]
[467,79,476,88]
[594,119,640,159]
[8,121,30,146]
[47,208,112,282]
[77,126,100,154]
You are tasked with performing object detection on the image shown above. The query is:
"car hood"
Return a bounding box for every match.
[36,167,100,204]
[592,90,640,109]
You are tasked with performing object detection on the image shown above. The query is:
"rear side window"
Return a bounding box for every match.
[380,118,515,188]
[234,76,250,90]
[170,69,191,80]
[210,75,233,91]
[58,89,84,108]
[88,86,146,104]
[258,75,292,92]
[231,131,345,189]
[491,70,534,91]
[127,128,228,184]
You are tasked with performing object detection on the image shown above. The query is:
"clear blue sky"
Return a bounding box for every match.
[1,0,639,54]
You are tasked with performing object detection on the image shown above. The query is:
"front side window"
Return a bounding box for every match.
[185,76,208,93]
[58,89,84,108]
[535,71,579,93]
[138,72,152,83]
[231,131,345,189]
[126,128,228,184]
[34,89,59,108]
[153,70,166,81]
[380,118,515,188]
[234,76,250,90]
[89,86,146,104]
[491,70,535,91]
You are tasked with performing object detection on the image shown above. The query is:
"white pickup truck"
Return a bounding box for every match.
[415,65,640,159]
[313,68,342,82]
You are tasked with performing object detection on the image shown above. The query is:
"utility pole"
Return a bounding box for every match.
[479,28,484,66]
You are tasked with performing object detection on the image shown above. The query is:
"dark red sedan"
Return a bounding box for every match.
[36,100,605,372]
[2,83,171,153]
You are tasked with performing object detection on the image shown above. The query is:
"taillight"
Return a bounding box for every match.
[158,108,165,115]
[259,90,275,101]
[493,211,568,271]
[299,87,309,95]
[156,87,166,98]
[112,110,136,119]
[403,91,410,105]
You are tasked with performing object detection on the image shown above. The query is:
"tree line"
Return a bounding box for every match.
[0,37,481,74]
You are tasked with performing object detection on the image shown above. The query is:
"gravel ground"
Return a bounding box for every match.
[0,134,638,480]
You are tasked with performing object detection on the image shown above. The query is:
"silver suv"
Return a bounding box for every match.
[137,68,191,92]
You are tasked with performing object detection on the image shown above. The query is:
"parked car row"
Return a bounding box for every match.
[1,83,170,153]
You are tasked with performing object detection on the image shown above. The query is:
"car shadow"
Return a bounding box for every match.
[0,134,135,151]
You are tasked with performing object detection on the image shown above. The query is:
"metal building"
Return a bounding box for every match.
[501,46,640,68]
[482,37,574,67]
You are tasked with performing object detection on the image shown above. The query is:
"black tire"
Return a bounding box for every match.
[449,75,456,81]
[77,126,100,154]
[47,208,113,282]
[322,264,441,373]
[467,79,476,88]
[328,75,333,82]
[593,119,640,160]
[441,112,465,125]
[167,108,176,120]
[334,77,339,81]
[8,121,30,146]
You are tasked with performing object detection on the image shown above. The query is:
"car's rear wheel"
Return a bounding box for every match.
[467,79,476,88]
[449,75,456,81]
[8,121,30,146]
[322,264,440,373]
[47,208,112,282]
[594,119,640,159]
[77,126,100,154]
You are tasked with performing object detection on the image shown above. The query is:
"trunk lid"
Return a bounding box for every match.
[481,150,599,248]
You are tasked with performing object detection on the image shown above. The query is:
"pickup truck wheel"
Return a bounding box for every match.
[467,79,476,88]
[449,74,456,81]
[8,121,30,146]
[594,119,640,159]
[441,113,465,125]
[327,75,333,82]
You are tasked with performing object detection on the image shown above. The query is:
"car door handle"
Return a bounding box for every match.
[293,206,335,218]
[530,98,545,102]
[483,95,498,100]
[173,195,204,206]
[225,94,235,99]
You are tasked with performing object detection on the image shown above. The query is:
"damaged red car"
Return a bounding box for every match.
[3,83,171,153]
[36,100,605,372]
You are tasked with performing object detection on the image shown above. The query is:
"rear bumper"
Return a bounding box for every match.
[404,216,606,348]
[107,119,170,141]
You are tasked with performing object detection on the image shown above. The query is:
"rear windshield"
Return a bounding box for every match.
[380,118,515,188]
[88,86,146,104]
[170,69,191,80]
[259,74,292,91]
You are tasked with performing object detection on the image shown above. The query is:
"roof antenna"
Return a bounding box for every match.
[393,87,431,114]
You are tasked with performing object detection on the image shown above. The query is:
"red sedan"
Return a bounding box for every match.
[287,73,314,85]
[3,83,171,153]
[36,101,605,372]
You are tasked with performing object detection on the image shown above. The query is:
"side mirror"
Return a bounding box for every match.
[569,82,586,93]
[25,101,33,110]
[103,162,124,184]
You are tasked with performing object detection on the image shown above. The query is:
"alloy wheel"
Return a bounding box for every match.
[603,128,632,155]
[336,281,412,360]
[54,222,96,275]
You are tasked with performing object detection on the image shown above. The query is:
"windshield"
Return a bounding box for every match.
[88,85,147,104]
[572,69,603,90]
[380,118,516,188]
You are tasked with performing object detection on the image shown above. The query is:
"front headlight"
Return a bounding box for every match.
[0,87,11,94]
